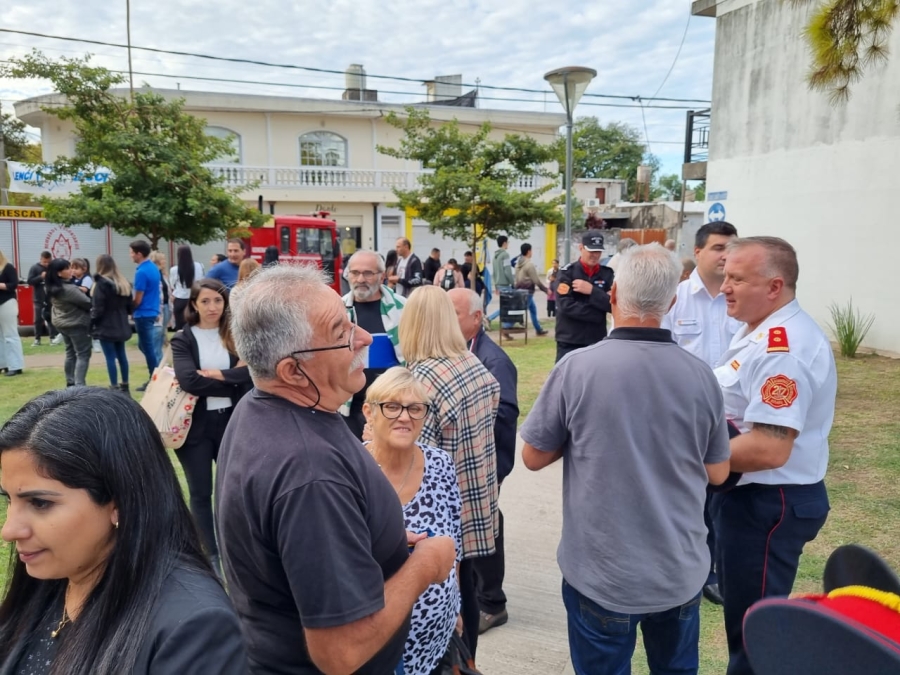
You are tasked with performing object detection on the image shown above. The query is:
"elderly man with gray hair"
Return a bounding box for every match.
[341,249,406,440]
[520,243,731,675]
[215,264,455,675]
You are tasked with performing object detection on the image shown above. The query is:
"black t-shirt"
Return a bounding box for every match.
[13,595,63,675]
[0,263,18,306]
[351,300,388,413]
[216,390,410,675]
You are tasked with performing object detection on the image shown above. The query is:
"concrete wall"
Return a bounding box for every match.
[703,0,900,353]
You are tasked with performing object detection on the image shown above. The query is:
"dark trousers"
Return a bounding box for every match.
[556,341,585,363]
[173,297,190,331]
[33,302,57,339]
[546,299,556,317]
[175,408,232,557]
[99,340,129,386]
[711,481,829,675]
[474,508,507,614]
[704,492,717,586]
[459,558,480,659]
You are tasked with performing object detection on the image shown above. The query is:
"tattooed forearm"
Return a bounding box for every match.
[753,422,792,439]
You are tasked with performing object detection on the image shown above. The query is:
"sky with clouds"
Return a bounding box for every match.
[0,0,716,177]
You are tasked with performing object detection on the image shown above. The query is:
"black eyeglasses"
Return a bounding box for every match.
[371,402,431,420]
[288,321,357,358]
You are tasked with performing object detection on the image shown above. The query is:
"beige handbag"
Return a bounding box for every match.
[140,347,198,449]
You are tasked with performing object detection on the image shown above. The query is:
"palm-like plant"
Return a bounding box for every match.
[790,0,900,103]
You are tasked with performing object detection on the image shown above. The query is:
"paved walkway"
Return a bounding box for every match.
[478,450,575,674]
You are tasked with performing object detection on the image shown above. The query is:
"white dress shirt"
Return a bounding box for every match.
[662,268,743,369]
[712,299,837,486]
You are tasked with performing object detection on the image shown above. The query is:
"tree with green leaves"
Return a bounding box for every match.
[0,110,37,162]
[1,109,43,206]
[792,0,900,103]
[377,108,561,281]
[691,181,706,202]
[1,51,267,249]
[653,173,684,201]
[552,117,660,189]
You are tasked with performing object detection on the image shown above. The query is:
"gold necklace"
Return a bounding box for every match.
[51,586,71,639]
[370,444,417,495]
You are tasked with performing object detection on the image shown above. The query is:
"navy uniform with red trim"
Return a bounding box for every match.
[553,233,615,363]
[711,299,837,675]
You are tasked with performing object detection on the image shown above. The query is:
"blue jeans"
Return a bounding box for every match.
[562,579,701,675]
[134,316,160,376]
[488,286,514,328]
[527,294,543,332]
[99,340,129,386]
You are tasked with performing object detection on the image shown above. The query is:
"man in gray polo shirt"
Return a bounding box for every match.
[521,243,731,675]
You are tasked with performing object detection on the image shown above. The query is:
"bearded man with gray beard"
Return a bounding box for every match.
[339,250,407,439]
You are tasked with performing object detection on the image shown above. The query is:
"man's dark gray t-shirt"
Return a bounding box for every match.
[216,389,410,674]
[520,327,730,614]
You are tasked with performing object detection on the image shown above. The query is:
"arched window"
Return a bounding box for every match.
[206,126,242,165]
[299,131,348,167]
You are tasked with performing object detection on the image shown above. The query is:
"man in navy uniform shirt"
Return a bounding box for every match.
[554,232,615,362]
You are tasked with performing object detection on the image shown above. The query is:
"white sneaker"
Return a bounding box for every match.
[31,339,42,347]
[51,335,64,345]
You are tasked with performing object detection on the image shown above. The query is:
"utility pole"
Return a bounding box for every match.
[126,0,135,100]
[0,100,8,205]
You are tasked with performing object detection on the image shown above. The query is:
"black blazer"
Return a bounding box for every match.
[0,564,248,675]
[170,326,252,434]
[469,328,519,482]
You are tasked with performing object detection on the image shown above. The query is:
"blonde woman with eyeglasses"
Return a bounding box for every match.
[398,284,500,659]
[363,367,462,675]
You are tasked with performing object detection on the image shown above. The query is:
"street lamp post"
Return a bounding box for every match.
[544,66,597,265]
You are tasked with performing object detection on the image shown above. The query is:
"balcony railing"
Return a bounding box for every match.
[207,165,561,193]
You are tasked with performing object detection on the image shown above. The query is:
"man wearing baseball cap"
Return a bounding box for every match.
[553,232,615,363]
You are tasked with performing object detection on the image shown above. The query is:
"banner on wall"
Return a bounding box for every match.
[6,161,113,196]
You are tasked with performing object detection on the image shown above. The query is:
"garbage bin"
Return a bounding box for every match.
[499,289,529,326]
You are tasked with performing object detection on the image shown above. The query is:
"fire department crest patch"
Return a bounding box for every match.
[761,374,798,409]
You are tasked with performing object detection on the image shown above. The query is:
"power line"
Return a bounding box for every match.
[648,4,692,102]
[0,60,702,111]
[0,27,711,105]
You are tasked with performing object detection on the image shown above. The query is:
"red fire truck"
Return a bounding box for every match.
[245,212,342,294]
[1,208,341,328]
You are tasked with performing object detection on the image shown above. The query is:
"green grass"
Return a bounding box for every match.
[2,335,900,674]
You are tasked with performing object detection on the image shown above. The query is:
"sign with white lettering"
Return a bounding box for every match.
[7,161,113,196]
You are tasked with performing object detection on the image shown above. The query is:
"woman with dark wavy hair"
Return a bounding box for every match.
[0,387,247,675]
[45,258,92,387]
[171,278,251,574]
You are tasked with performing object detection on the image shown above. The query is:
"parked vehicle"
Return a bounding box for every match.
[0,208,341,328]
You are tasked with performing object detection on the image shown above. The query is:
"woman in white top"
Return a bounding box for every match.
[170,278,251,574]
[169,245,205,330]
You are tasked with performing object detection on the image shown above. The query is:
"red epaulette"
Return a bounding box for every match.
[767,327,790,353]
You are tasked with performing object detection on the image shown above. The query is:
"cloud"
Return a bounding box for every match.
[0,0,714,176]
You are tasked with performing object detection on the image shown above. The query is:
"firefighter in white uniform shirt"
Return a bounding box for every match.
[662,221,740,608]
[710,236,836,675]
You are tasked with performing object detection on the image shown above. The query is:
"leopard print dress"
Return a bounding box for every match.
[402,444,463,675]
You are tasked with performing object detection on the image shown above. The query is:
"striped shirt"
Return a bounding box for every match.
[410,353,500,558]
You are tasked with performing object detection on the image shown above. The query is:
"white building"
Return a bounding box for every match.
[693,0,900,353]
[12,85,564,273]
